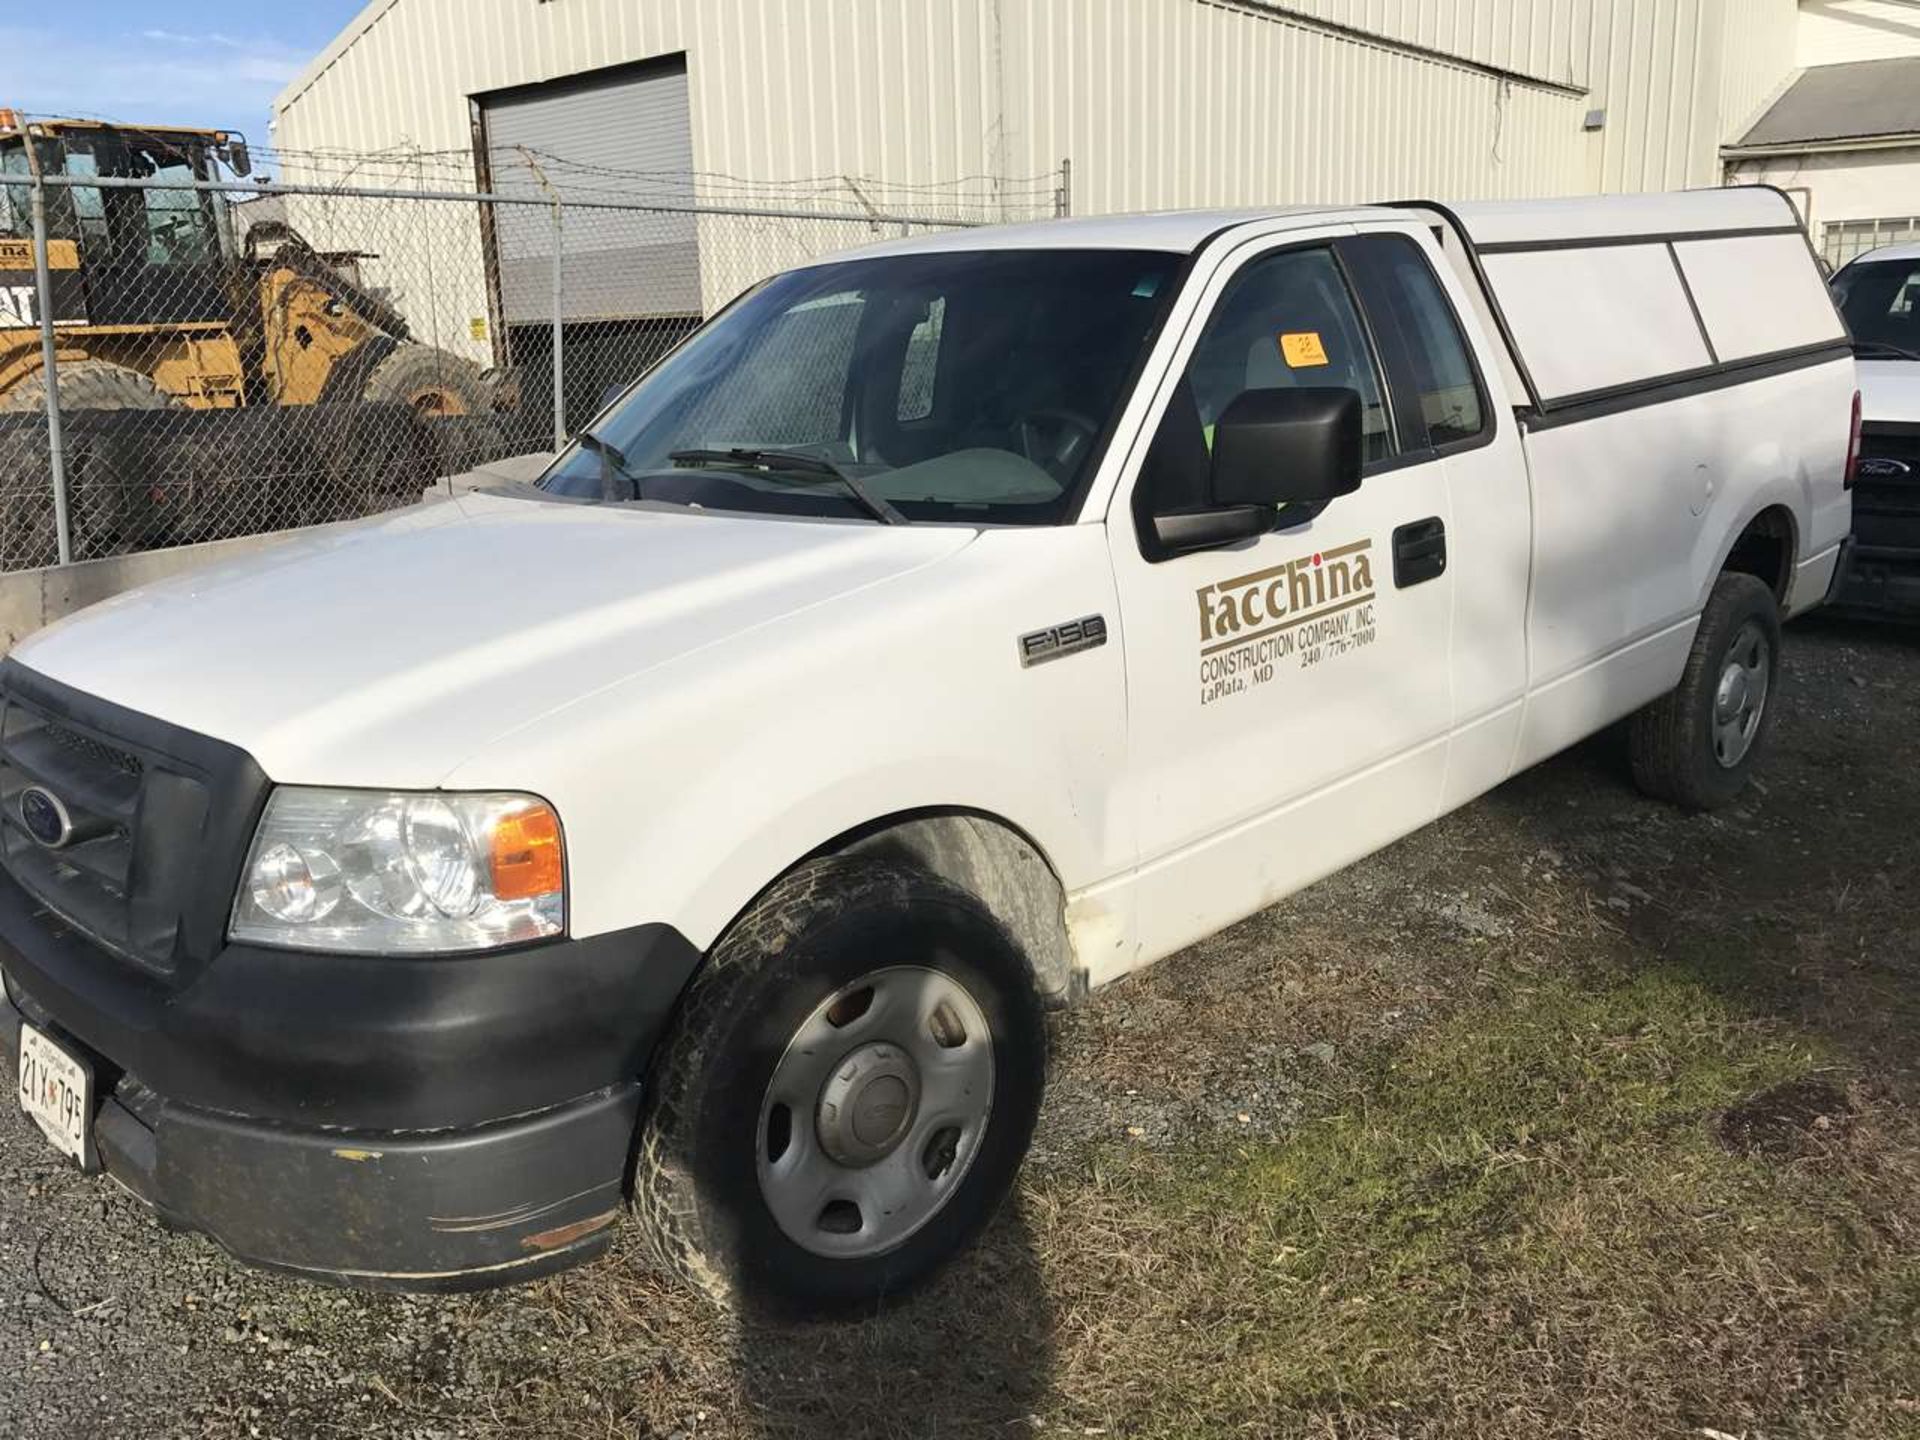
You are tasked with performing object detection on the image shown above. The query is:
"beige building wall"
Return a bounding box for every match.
[269,0,1803,337]
[1797,0,1920,63]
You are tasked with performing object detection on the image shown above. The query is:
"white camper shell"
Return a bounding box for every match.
[0,187,1855,1305]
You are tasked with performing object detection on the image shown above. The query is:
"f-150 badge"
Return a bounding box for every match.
[1019,615,1108,667]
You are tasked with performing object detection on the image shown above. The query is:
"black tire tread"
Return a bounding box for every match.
[1629,571,1780,811]
[0,359,176,413]
[632,858,1038,1310]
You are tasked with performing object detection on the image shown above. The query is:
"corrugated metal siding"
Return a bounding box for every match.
[1717,0,1802,141]
[269,0,1803,325]
[275,0,1801,206]
[1005,0,1587,211]
[1798,0,1920,65]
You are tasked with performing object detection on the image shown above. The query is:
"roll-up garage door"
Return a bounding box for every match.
[482,55,700,325]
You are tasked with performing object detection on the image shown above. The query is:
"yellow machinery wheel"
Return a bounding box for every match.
[361,344,492,417]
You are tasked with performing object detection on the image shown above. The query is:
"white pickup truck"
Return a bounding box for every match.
[0,187,1854,1306]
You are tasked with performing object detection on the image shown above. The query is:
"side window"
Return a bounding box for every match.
[1185,247,1396,464]
[1363,237,1488,448]
[896,296,944,423]
[0,147,29,238]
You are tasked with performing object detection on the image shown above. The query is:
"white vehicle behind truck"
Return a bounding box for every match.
[1829,243,1920,615]
[0,187,1854,1306]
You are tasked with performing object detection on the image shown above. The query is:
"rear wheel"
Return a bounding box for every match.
[0,358,176,413]
[632,857,1047,1311]
[360,344,491,417]
[1629,571,1782,811]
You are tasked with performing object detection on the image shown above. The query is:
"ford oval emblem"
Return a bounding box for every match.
[19,787,72,849]
[1859,457,1912,479]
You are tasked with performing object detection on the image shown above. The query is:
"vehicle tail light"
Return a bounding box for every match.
[1845,389,1863,490]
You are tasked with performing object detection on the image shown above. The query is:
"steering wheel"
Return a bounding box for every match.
[1015,408,1101,481]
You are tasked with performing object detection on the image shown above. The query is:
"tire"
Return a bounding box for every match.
[632,857,1048,1312]
[360,344,491,417]
[1629,571,1783,811]
[0,359,176,413]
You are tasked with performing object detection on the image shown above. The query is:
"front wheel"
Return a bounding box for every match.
[1629,571,1783,811]
[632,858,1047,1311]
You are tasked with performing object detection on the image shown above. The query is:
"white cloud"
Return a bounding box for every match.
[140,29,250,50]
[0,26,305,138]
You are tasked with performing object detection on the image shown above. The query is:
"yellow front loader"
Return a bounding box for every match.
[0,114,498,418]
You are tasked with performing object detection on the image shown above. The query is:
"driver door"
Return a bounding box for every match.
[1106,234,1457,972]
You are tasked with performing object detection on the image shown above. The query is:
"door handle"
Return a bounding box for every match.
[1392,517,1447,588]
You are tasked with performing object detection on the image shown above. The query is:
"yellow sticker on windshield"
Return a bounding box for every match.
[1280,331,1329,367]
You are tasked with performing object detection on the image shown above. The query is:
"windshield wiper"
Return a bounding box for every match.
[1852,340,1920,362]
[575,429,639,501]
[668,447,909,526]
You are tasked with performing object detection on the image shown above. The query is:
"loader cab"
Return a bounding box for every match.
[0,119,246,327]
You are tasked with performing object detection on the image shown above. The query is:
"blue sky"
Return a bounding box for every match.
[0,1,367,147]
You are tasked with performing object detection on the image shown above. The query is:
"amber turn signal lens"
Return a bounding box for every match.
[489,802,564,901]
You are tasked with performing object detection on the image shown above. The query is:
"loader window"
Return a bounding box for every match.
[0,146,28,237]
[56,137,219,268]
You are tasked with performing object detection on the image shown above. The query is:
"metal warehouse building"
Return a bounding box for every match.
[268,0,1910,401]
[275,0,1803,210]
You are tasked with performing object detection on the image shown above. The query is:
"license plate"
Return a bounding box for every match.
[18,1023,91,1166]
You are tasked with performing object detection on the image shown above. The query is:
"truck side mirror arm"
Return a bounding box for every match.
[1150,505,1274,555]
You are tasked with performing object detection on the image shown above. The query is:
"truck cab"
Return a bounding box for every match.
[0,188,1853,1306]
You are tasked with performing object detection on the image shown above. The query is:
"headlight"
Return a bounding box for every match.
[230,788,565,954]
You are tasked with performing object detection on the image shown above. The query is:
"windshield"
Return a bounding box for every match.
[1833,258,1920,354]
[539,247,1179,524]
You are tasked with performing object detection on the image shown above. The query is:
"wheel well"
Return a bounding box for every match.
[1722,506,1796,603]
[822,809,1079,1007]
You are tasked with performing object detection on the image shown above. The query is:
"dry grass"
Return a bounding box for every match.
[402,954,1920,1440]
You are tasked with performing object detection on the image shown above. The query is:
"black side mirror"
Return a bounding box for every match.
[1149,387,1363,556]
[226,140,252,177]
[1212,387,1363,507]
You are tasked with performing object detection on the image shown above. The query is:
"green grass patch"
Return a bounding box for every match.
[1046,966,1915,1438]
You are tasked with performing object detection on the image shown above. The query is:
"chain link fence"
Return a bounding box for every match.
[0,155,1065,572]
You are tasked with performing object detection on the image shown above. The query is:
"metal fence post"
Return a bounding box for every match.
[28,173,71,565]
[550,200,566,452]
[1056,158,1073,219]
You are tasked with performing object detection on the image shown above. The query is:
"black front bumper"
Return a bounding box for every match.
[1,989,640,1289]
[0,863,703,1289]
[0,868,702,1289]
[1831,543,1920,617]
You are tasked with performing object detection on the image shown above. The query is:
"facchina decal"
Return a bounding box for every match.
[1195,539,1377,705]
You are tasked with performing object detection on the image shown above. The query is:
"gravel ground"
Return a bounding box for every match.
[0,615,1915,1439]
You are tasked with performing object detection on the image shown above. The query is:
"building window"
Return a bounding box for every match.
[1824,216,1920,269]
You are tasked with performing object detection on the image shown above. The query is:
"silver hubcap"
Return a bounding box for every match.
[1712,620,1771,768]
[756,966,995,1259]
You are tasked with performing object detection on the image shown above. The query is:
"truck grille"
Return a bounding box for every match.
[0,664,267,982]
[1855,424,1920,550]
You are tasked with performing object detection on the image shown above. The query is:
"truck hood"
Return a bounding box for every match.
[1859,359,1920,425]
[11,492,976,786]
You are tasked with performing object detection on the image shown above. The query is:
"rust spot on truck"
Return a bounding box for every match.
[521,1209,618,1252]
